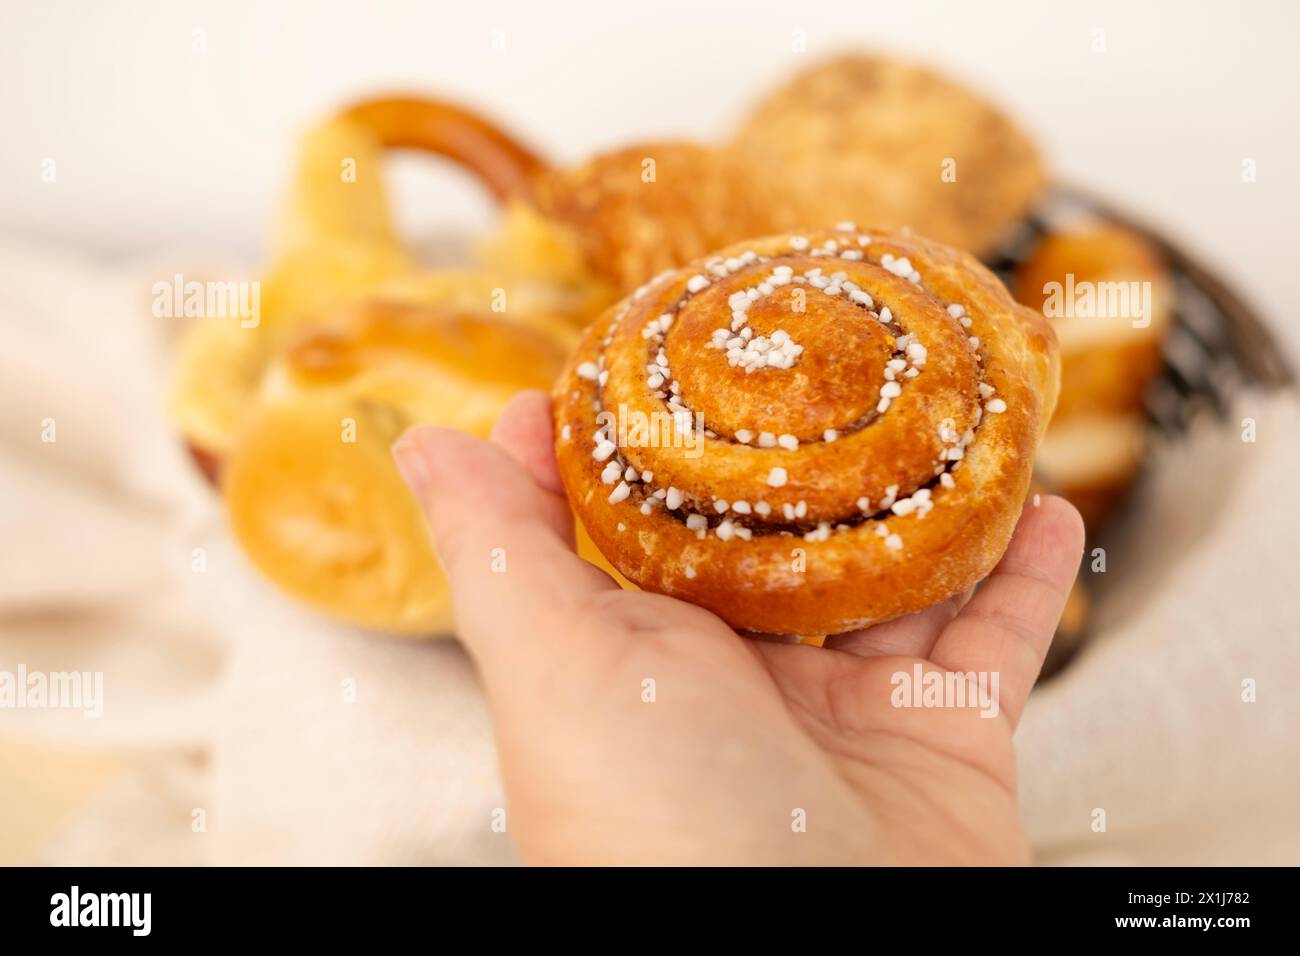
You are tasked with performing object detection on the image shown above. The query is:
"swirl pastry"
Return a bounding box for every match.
[733,55,1046,257]
[554,227,1059,635]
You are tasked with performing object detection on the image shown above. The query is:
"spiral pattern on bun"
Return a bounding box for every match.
[553,227,1059,635]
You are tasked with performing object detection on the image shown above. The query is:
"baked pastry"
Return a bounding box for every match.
[222,302,568,634]
[520,141,780,293]
[1013,224,1171,527]
[341,96,783,300]
[553,227,1059,635]
[168,117,408,463]
[1013,224,1170,419]
[339,95,547,203]
[1034,414,1146,528]
[169,109,579,469]
[168,115,411,466]
[733,55,1046,257]
[167,100,630,634]
[343,57,1047,311]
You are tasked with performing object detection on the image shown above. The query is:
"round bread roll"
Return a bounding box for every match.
[1014,224,1171,528]
[734,55,1046,257]
[223,302,568,634]
[1034,414,1147,528]
[1013,224,1171,420]
[553,226,1059,635]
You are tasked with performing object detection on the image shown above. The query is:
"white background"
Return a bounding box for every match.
[1,0,1296,352]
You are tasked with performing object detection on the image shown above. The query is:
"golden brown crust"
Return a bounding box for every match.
[528,142,780,293]
[553,227,1059,635]
[1013,224,1171,421]
[224,302,568,635]
[1034,414,1147,528]
[733,55,1046,257]
[1014,224,1170,530]
[339,95,548,202]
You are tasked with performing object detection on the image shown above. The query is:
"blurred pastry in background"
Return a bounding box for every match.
[335,51,1054,321]
[733,54,1047,257]
[336,94,548,204]
[343,98,781,302]
[341,50,1051,315]
[336,95,618,316]
[167,99,613,635]
[369,269,582,350]
[169,108,580,471]
[222,302,568,634]
[1014,224,1173,527]
[169,117,408,464]
[511,141,781,293]
[1034,415,1148,529]
[1016,225,1171,419]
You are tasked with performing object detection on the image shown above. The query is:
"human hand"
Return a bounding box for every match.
[392,390,1084,865]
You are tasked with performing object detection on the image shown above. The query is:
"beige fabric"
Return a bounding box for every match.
[1,239,1296,865]
[1020,400,1300,865]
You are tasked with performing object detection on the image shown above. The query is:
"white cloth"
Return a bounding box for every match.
[1019,400,1300,865]
[1,238,1296,865]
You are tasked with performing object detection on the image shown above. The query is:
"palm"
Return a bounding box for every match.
[748,637,1029,864]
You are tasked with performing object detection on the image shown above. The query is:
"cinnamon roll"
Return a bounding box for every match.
[553,227,1059,635]
[733,55,1046,257]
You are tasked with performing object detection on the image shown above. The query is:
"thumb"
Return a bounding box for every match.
[390,392,614,665]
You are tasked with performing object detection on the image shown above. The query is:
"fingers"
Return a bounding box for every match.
[490,390,568,500]
[391,392,616,665]
[824,589,971,658]
[928,495,1085,729]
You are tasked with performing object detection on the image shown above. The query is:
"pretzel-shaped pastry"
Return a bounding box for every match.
[554,226,1059,635]
[339,96,547,202]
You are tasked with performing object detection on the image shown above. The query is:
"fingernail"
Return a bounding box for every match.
[391,437,433,499]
